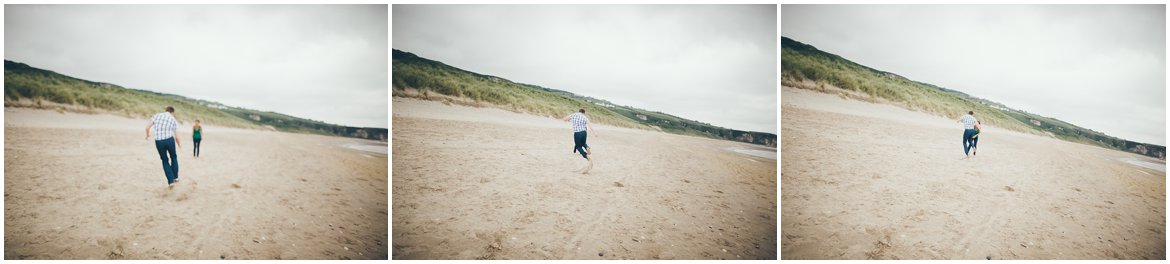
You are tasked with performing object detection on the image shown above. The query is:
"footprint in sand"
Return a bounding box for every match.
[571,160,594,174]
[579,160,593,174]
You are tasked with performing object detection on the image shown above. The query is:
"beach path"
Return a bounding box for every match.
[391,97,777,260]
[781,86,1166,260]
[4,108,388,260]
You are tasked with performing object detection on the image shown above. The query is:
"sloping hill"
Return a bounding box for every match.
[781,36,1164,159]
[392,49,776,147]
[4,60,387,141]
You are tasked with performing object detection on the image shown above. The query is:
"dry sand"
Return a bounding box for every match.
[391,98,777,260]
[780,86,1166,259]
[4,108,388,260]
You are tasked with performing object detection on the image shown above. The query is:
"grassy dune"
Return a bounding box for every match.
[4,60,387,141]
[781,36,1164,159]
[392,49,776,147]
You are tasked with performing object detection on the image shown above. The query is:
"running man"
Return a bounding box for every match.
[958,111,978,159]
[146,106,182,187]
[563,108,596,172]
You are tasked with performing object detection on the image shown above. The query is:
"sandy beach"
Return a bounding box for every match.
[4,108,388,260]
[780,86,1166,259]
[391,98,777,260]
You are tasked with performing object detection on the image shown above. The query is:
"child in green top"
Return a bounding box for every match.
[971,121,981,156]
[193,119,203,158]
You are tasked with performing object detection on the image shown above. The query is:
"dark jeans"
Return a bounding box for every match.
[971,134,979,152]
[572,131,589,159]
[155,137,179,184]
[193,138,202,157]
[962,129,976,155]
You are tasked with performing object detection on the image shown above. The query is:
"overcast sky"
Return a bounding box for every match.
[783,5,1165,145]
[6,5,388,128]
[394,5,777,134]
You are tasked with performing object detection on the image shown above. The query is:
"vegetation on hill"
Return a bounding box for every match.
[781,36,1165,159]
[4,60,387,141]
[392,49,776,147]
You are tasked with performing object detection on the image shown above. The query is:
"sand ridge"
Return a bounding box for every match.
[391,97,777,260]
[780,86,1165,260]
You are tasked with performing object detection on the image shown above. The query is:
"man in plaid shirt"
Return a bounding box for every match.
[563,108,595,162]
[146,106,183,187]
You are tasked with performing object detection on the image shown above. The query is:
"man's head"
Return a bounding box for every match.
[579,108,585,113]
[166,106,175,113]
[968,111,974,115]
[195,119,201,124]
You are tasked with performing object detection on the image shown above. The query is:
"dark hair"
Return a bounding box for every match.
[968,111,974,115]
[579,108,585,113]
[195,119,201,123]
[166,106,175,113]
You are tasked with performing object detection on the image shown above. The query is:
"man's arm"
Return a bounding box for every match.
[173,128,182,148]
[563,114,572,122]
[145,122,153,140]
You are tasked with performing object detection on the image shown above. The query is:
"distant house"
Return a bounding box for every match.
[202,102,229,110]
[1131,144,1149,155]
[249,114,262,121]
[738,133,754,142]
[352,129,368,139]
[1030,119,1041,126]
[636,114,647,121]
[592,101,615,108]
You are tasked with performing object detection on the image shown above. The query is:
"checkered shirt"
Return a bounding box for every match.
[150,112,179,140]
[960,114,977,130]
[569,112,588,132]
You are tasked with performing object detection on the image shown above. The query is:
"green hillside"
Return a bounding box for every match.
[392,49,776,147]
[781,36,1165,159]
[4,60,387,141]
